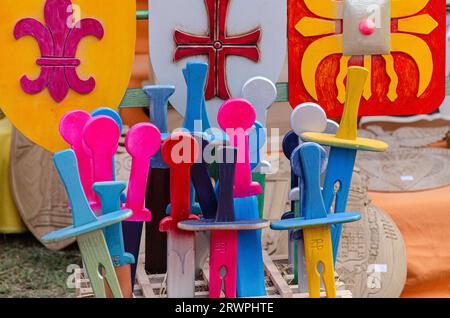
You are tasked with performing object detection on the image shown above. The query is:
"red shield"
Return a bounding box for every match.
[288,0,446,117]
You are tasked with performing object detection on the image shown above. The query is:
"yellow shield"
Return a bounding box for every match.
[0,0,136,152]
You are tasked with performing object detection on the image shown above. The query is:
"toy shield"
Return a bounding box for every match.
[0,0,136,152]
[288,0,446,117]
[149,0,287,127]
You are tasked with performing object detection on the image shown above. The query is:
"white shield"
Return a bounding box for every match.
[149,0,287,128]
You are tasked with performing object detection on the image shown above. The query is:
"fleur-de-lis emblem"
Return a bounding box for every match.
[14,0,104,103]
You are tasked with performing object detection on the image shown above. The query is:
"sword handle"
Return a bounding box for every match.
[125,123,161,222]
[183,62,209,132]
[295,143,328,220]
[92,107,123,133]
[161,133,200,225]
[59,110,96,205]
[249,121,267,171]
[53,150,97,227]
[218,98,262,198]
[143,85,175,168]
[216,147,238,223]
[335,66,368,141]
[83,116,120,183]
[92,107,123,184]
[242,76,277,127]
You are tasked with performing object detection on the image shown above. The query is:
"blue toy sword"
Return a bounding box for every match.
[94,181,135,297]
[42,150,131,298]
[142,85,174,275]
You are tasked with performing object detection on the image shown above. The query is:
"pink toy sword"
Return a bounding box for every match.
[122,123,162,285]
[59,110,96,208]
[83,115,120,188]
[217,98,265,296]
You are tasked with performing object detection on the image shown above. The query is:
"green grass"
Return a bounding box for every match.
[0,233,81,298]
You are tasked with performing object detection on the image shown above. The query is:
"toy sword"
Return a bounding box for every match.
[42,150,131,298]
[190,135,218,220]
[301,67,388,262]
[143,85,174,274]
[217,98,265,297]
[93,181,135,297]
[244,77,276,218]
[242,76,277,127]
[271,143,361,298]
[282,104,337,285]
[179,147,269,298]
[183,62,210,133]
[159,133,200,298]
[83,115,120,188]
[91,107,126,198]
[59,110,96,208]
[122,123,162,285]
[60,108,126,211]
[166,63,210,217]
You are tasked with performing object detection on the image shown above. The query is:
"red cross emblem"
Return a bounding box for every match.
[174,0,261,100]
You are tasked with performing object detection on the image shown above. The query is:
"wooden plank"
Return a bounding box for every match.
[262,251,293,298]
[119,83,289,108]
[136,265,156,298]
[271,254,289,262]
[77,248,353,299]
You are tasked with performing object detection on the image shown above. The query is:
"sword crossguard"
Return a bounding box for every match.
[178,146,269,232]
[59,110,96,205]
[143,85,175,168]
[159,133,200,232]
[125,123,162,222]
[271,143,361,230]
[93,181,135,267]
[183,62,210,132]
[42,150,131,243]
[218,98,262,198]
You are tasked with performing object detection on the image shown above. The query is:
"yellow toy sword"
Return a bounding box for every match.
[301,66,388,262]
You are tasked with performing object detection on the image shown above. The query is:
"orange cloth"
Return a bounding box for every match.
[369,140,450,298]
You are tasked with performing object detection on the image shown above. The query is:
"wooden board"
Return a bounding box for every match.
[9,128,73,250]
[334,168,407,298]
[358,114,450,148]
[148,0,287,127]
[288,0,446,117]
[0,0,136,152]
[357,148,450,192]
